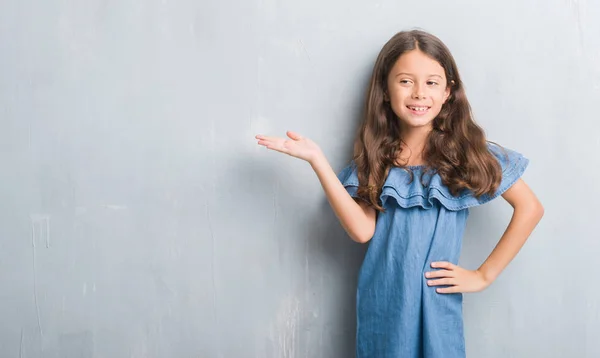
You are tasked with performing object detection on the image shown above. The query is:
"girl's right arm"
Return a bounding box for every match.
[310,156,376,243]
[256,131,376,243]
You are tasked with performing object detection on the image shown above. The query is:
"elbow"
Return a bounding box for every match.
[536,202,545,220]
[518,198,544,222]
[352,228,375,244]
[352,235,371,244]
[532,198,545,221]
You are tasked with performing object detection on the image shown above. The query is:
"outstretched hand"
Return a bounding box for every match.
[255,131,323,164]
[425,261,491,294]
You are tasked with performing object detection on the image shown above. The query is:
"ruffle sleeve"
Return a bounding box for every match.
[337,143,529,211]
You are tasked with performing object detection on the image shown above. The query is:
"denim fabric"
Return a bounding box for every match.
[337,143,529,358]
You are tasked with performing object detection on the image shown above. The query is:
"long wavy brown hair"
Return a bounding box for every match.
[354,29,502,211]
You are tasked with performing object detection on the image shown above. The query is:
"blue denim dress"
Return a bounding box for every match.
[337,143,529,358]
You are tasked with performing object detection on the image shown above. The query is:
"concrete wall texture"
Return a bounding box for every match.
[1,0,599,357]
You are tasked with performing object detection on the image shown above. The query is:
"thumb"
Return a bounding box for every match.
[286,131,303,141]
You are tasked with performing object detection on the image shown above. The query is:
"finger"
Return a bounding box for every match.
[427,278,453,286]
[431,261,455,270]
[255,135,283,142]
[260,140,290,154]
[286,131,303,141]
[264,143,287,153]
[425,269,454,278]
[436,286,461,294]
[257,140,275,148]
[257,138,284,148]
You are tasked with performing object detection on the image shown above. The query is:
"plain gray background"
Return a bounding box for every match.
[1,0,599,357]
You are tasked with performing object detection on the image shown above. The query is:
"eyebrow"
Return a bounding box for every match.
[395,73,444,79]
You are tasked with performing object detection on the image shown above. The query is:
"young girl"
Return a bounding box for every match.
[255,30,544,358]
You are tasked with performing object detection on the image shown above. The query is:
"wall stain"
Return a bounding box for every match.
[205,200,222,357]
[268,296,300,358]
[566,0,586,54]
[30,214,49,342]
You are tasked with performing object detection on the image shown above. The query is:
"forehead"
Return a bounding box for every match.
[390,50,446,77]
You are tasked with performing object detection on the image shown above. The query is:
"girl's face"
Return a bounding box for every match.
[386,50,450,130]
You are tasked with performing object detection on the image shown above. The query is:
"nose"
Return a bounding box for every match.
[412,83,426,99]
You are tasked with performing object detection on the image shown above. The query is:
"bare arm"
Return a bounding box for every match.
[256,131,376,243]
[476,178,544,282]
[310,155,376,243]
[426,178,544,293]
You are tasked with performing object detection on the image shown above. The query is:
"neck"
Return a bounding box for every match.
[397,125,431,166]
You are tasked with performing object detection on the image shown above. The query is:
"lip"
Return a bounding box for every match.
[406,105,431,115]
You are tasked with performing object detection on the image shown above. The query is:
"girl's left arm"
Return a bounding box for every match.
[476,178,544,283]
[425,178,544,293]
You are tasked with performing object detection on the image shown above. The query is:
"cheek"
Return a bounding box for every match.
[389,88,410,105]
[389,94,409,113]
[433,91,448,106]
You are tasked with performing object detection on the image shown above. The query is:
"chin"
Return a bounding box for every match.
[398,115,435,129]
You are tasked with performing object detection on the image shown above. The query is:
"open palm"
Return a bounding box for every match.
[255,131,323,164]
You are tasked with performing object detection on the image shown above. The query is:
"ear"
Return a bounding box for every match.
[443,80,454,103]
[383,92,389,102]
[443,88,450,103]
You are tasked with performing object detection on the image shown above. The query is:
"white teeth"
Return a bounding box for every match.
[409,106,428,111]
